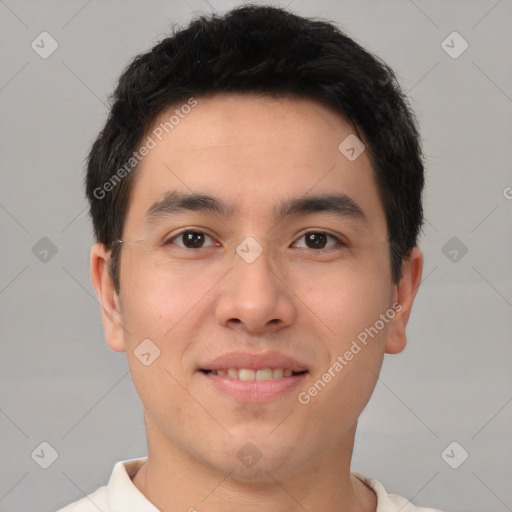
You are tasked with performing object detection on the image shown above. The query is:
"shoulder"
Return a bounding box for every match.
[55,485,109,512]
[352,472,445,512]
[55,457,149,512]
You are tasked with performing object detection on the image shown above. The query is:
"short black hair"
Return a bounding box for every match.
[86,4,424,291]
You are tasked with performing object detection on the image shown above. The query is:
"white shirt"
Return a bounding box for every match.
[56,457,443,512]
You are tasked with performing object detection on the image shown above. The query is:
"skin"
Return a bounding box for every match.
[91,93,423,512]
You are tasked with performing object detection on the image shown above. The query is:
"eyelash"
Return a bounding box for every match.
[162,230,346,251]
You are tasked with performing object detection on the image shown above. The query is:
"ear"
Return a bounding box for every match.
[90,243,126,352]
[385,247,424,354]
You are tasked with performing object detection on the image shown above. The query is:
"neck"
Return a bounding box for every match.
[132,420,377,512]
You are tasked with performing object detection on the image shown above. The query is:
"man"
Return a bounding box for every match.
[58,4,443,511]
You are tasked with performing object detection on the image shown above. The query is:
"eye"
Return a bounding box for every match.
[292,231,343,250]
[164,230,218,249]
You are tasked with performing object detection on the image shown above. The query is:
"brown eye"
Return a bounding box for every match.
[293,232,342,250]
[305,233,328,249]
[166,231,216,249]
[182,232,206,248]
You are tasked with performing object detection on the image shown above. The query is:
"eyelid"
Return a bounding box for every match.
[163,228,219,248]
[292,230,347,250]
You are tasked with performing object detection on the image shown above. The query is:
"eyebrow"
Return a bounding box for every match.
[144,190,368,226]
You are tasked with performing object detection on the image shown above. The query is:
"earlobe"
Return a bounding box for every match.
[385,247,424,355]
[90,243,126,353]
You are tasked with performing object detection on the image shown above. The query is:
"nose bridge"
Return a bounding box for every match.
[215,234,295,332]
[232,234,280,295]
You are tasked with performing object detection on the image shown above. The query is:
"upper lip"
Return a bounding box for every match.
[199,351,309,372]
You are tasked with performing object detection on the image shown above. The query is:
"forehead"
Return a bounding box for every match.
[123,93,386,234]
[151,93,356,161]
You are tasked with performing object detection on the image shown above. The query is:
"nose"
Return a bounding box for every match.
[214,239,297,335]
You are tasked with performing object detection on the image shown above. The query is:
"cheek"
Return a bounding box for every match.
[126,357,193,439]
[119,255,220,338]
[118,259,226,398]
[299,257,393,412]
[301,258,392,343]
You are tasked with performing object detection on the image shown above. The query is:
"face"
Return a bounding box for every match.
[92,93,422,481]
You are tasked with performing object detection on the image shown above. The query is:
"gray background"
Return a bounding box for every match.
[0,1,511,511]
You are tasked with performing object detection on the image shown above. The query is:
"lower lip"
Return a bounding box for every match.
[200,371,308,401]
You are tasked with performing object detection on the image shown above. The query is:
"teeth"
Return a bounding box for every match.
[211,368,300,381]
[227,368,238,379]
[239,369,256,381]
[256,368,273,381]
[209,368,300,380]
[272,368,284,379]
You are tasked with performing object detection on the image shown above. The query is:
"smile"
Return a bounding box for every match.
[203,368,305,381]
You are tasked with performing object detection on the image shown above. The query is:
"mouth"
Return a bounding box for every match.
[201,368,307,381]
[198,352,309,401]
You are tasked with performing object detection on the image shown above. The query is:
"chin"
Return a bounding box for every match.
[207,435,303,482]
[217,455,292,484]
